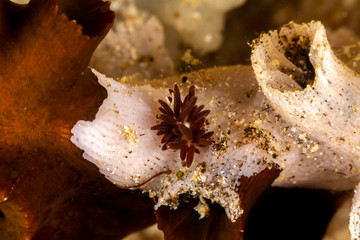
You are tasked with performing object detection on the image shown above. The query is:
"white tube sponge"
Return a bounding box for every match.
[72,21,360,223]
[252,21,360,190]
[252,21,360,146]
[91,3,174,79]
[71,67,273,221]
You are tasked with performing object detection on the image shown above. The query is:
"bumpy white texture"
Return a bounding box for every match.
[71,66,282,221]
[72,21,360,221]
[252,21,360,190]
[71,75,176,187]
[91,3,173,79]
[351,183,360,240]
[132,0,246,54]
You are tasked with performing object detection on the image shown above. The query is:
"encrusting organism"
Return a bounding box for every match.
[151,84,214,167]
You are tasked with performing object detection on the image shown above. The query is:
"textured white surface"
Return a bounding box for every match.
[72,21,360,222]
[252,21,360,190]
[71,66,275,221]
[91,3,173,79]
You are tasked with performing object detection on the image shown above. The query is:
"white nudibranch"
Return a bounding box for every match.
[71,21,360,222]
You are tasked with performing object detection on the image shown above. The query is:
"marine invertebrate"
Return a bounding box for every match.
[71,67,279,223]
[90,2,174,79]
[251,21,360,190]
[251,20,360,239]
[72,20,360,239]
[151,83,214,167]
[5,0,360,238]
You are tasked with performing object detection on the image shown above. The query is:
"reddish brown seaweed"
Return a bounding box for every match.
[0,0,155,239]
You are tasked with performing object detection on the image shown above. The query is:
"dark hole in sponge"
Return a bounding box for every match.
[281,36,316,89]
[0,209,5,220]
